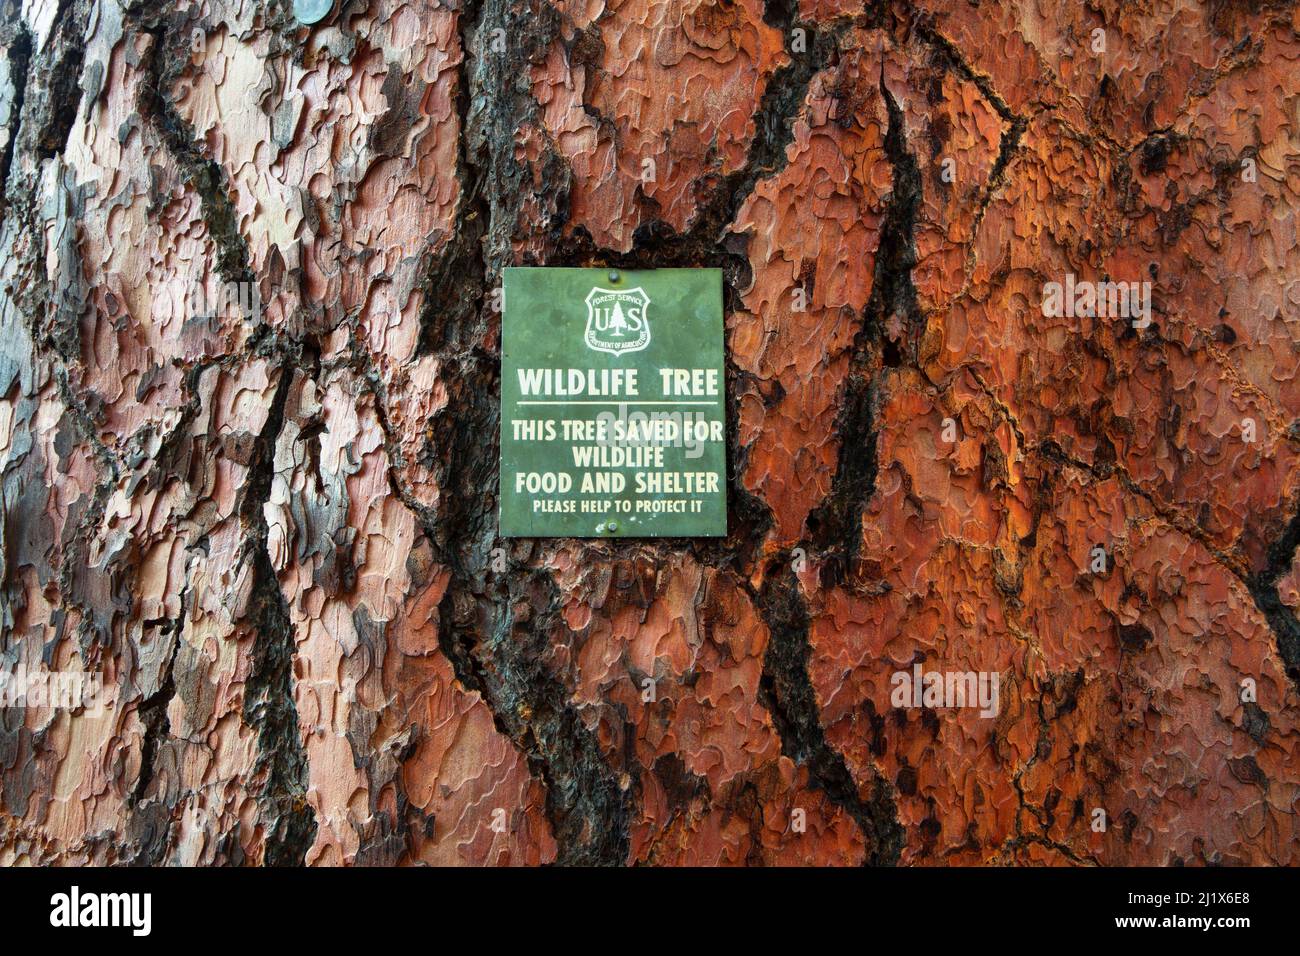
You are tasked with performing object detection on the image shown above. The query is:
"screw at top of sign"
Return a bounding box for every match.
[608,270,620,283]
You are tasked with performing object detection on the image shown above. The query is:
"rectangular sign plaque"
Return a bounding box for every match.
[500,267,727,537]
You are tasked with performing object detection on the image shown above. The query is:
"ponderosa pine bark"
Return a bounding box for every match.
[1,0,1299,865]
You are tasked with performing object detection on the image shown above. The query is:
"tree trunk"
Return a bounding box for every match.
[2,0,1298,866]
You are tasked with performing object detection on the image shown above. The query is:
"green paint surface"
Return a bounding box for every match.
[500,267,727,537]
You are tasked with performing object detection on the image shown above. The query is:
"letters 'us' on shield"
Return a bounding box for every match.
[500,268,727,537]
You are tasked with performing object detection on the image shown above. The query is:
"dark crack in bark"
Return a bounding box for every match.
[138,12,257,304]
[0,22,32,220]
[1247,499,1300,690]
[808,58,921,566]
[22,0,85,161]
[238,359,319,867]
[753,556,905,865]
[413,0,633,865]
[133,12,320,863]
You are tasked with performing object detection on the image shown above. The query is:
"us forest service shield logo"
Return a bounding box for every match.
[584,286,651,355]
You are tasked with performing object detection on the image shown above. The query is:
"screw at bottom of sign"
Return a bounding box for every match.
[608,521,619,532]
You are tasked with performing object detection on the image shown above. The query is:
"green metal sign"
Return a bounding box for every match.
[500,267,727,537]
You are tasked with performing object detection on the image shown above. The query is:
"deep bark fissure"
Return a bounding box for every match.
[1247,502,1300,690]
[0,23,31,219]
[127,599,191,866]
[415,0,488,358]
[415,0,633,865]
[28,0,84,161]
[238,359,319,867]
[754,558,905,865]
[137,14,258,299]
[551,16,845,281]
[132,10,321,864]
[808,59,920,564]
[749,46,928,861]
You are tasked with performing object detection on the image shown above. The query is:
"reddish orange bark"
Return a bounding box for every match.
[1,0,1298,866]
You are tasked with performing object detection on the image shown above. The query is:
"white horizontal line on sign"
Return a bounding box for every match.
[516,400,721,406]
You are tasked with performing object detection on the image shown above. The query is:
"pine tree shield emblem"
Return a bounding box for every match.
[584,286,651,355]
